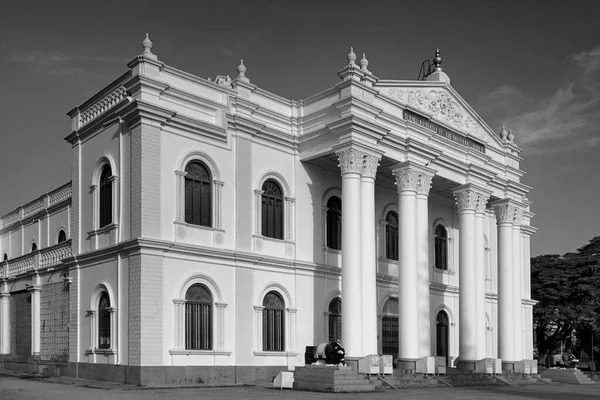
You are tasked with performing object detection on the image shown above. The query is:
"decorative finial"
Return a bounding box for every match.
[141,33,157,60]
[507,129,515,143]
[237,58,249,83]
[360,53,369,71]
[500,126,508,141]
[433,48,442,72]
[347,46,356,65]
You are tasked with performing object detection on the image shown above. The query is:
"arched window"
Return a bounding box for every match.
[381,298,399,360]
[57,230,67,243]
[326,196,342,250]
[263,291,285,351]
[184,161,212,227]
[98,292,111,349]
[328,298,342,342]
[436,311,449,363]
[99,165,112,228]
[3,253,7,261]
[385,211,399,260]
[185,284,213,350]
[434,225,448,270]
[31,242,37,252]
[261,180,284,240]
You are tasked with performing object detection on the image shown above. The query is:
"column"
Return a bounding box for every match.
[491,199,516,362]
[391,162,420,363]
[521,225,537,360]
[175,171,187,221]
[416,167,435,358]
[453,184,485,363]
[108,307,118,353]
[216,302,227,350]
[254,190,264,235]
[214,181,224,229]
[254,306,264,351]
[475,191,491,360]
[173,299,185,348]
[336,147,365,358]
[29,282,41,357]
[512,208,524,361]
[361,153,380,355]
[0,282,10,354]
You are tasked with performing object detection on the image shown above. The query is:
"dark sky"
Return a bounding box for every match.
[1,0,599,256]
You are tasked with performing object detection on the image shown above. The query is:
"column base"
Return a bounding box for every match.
[395,357,417,373]
[502,360,516,372]
[415,356,445,374]
[456,359,477,372]
[474,358,503,374]
[514,359,535,374]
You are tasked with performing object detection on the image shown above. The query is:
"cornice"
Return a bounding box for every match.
[325,115,390,144]
[228,114,298,150]
[66,71,133,117]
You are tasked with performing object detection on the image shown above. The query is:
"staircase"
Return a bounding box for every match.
[374,372,445,389]
[293,365,375,392]
[541,368,596,384]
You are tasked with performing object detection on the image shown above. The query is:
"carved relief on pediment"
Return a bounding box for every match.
[379,87,488,143]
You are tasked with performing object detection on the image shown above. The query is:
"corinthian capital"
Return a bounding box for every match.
[392,168,420,192]
[491,199,523,224]
[362,154,381,179]
[336,148,366,175]
[417,172,434,196]
[453,184,490,212]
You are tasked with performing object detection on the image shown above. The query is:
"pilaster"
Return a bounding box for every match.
[0,288,11,354]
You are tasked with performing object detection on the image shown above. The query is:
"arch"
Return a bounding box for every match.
[432,218,452,240]
[323,289,341,313]
[57,228,67,244]
[321,187,342,207]
[434,224,448,270]
[178,150,221,182]
[184,160,212,227]
[257,281,293,309]
[257,170,291,198]
[328,297,342,342]
[326,196,342,250]
[378,290,398,314]
[185,283,213,350]
[432,303,455,325]
[380,203,398,221]
[176,273,224,303]
[31,242,37,252]
[92,155,118,186]
[90,283,116,311]
[2,253,7,261]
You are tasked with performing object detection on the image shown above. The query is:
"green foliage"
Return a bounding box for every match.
[532,236,600,363]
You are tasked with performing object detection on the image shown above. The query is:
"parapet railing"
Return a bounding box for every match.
[0,240,72,278]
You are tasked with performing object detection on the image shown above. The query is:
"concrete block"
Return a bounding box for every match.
[379,355,393,375]
[273,371,294,389]
[416,356,436,374]
[358,354,379,374]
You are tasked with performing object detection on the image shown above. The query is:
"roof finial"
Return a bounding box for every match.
[237,58,249,83]
[507,129,515,143]
[360,53,369,72]
[347,46,357,65]
[433,48,442,72]
[500,126,509,141]
[141,33,157,60]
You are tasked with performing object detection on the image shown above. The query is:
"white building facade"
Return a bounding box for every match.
[0,37,536,385]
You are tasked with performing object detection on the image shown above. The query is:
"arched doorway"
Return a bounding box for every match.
[381,298,398,361]
[436,311,449,365]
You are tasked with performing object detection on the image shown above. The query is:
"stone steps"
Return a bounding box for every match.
[293,365,375,393]
[541,368,596,384]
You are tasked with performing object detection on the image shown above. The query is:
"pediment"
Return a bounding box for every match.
[377,85,503,151]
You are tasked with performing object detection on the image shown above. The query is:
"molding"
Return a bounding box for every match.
[169,349,231,356]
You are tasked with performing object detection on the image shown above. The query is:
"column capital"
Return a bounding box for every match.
[335,147,366,175]
[521,225,538,236]
[174,170,188,177]
[362,153,381,179]
[215,302,228,309]
[452,183,491,212]
[490,198,526,224]
[391,161,436,193]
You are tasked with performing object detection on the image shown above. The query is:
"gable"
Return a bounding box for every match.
[377,85,504,151]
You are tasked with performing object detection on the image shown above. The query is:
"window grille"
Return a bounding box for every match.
[434,225,448,270]
[385,211,399,260]
[99,166,112,228]
[185,284,212,350]
[98,292,111,349]
[262,291,285,351]
[326,197,342,250]
[184,161,212,227]
[261,180,283,240]
[328,298,342,342]
[381,298,398,359]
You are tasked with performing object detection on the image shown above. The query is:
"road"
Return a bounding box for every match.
[1,375,600,400]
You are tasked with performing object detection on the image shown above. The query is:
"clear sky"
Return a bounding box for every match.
[0,0,598,256]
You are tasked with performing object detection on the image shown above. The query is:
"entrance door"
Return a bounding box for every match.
[381,298,399,361]
[436,311,449,365]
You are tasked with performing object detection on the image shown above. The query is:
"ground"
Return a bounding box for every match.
[1,373,599,400]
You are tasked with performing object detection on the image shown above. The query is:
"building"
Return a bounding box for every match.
[0,36,537,385]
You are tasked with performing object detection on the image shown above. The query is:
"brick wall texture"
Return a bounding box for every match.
[128,253,164,366]
[68,269,79,362]
[40,281,69,362]
[71,143,80,255]
[130,124,161,239]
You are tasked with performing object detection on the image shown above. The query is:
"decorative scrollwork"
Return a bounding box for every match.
[336,148,366,175]
[392,168,420,192]
[362,154,381,178]
[379,87,488,142]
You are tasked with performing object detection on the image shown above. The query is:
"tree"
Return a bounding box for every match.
[532,236,600,366]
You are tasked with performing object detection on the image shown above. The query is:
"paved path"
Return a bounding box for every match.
[1,374,599,400]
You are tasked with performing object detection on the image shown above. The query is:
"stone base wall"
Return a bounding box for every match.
[58,363,286,386]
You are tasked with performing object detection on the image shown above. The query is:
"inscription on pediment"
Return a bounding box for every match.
[378,87,489,143]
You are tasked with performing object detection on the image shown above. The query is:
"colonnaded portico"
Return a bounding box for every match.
[327,143,532,372]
